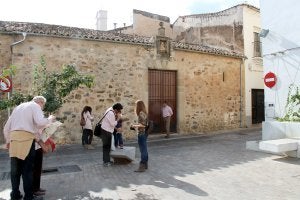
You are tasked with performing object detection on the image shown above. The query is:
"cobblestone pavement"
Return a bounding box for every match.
[1,127,300,200]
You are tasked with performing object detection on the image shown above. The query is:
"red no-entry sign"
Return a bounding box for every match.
[264,72,277,88]
[0,76,12,92]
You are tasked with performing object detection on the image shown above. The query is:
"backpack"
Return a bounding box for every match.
[80,116,86,126]
[145,120,154,134]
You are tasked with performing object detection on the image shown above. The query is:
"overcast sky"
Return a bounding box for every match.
[0,0,259,30]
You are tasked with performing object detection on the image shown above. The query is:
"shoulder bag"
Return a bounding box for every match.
[80,115,86,126]
[94,110,112,138]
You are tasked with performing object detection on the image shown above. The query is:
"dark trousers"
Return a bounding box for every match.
[10,140,35,200]
[33,148,43,192]
[101,128,112,163]
[138,132,148,164]
[82,128,93,145]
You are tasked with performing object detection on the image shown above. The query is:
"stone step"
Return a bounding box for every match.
[110,146,136,163]
[259,138,299,153]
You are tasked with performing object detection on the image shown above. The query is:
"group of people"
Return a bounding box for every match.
[80,101,173,151]
[80,104,126,151]
[80,101,150,172]
[3,96,173,199]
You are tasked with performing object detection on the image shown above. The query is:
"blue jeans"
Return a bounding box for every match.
[114,132,123,147]
[138,132,148,164]
[11,140,35,200]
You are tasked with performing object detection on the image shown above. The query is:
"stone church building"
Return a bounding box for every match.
[0,6,247,144]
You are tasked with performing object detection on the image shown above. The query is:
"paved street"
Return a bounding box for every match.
[0,128,300,200]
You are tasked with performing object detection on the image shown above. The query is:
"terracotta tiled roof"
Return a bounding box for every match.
[0,21,243,58]
[0,21,153,45]
[173,42,243,57]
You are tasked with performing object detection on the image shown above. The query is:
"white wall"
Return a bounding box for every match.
[260,0,300,120]
[243,6,263,127]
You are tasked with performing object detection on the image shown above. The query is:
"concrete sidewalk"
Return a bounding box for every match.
[1,126,300,200]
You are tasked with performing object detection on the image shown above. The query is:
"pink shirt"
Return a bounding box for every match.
[3,101,51,144]
[162,105,173,118]
[101,108,117,133]
[83,111,94,130]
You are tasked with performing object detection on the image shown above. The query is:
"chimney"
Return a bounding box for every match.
[96,10,107,31]
[158,22,165,36]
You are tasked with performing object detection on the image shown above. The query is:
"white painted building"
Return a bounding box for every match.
[242,5,264,127]
[258,0,300,157]
[260,0,300,122]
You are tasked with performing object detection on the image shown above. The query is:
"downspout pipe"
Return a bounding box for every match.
[240,56,247,128]
[10,32,27,67]
[11,32,27,48]
[8,32,27,115]
[240,58,243,128]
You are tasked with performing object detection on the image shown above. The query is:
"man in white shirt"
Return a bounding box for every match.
[161,102,173,138]
[3,96,55,200]
[101,103,123,167]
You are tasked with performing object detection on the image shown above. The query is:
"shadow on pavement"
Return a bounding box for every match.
[1,129,273,199]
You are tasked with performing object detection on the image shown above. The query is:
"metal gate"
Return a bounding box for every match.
[148,69,177,133]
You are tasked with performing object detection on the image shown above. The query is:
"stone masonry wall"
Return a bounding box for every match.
[0,33,243,144]
[164,50,242,133]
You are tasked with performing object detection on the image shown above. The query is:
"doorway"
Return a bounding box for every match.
[252,89,265,124]
[148,69,177,133]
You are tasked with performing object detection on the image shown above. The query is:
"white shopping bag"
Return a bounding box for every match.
[111,135,115,151]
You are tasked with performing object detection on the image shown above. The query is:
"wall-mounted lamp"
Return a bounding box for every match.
[259,29,269,38]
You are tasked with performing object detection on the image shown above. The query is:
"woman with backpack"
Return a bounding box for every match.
[81,106,94,149]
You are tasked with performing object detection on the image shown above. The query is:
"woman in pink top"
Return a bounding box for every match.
[81,106,94,150]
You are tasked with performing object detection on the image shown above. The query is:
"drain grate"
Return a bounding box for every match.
[0,165,82,181]
[42,167,59,175]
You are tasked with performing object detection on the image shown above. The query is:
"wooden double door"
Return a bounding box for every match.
[148,69,177,133]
